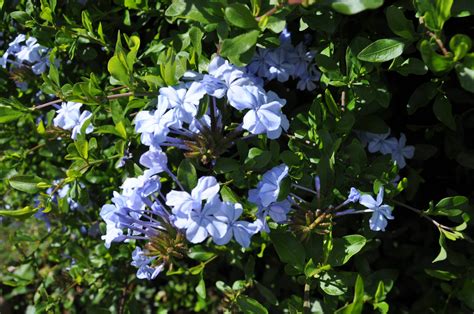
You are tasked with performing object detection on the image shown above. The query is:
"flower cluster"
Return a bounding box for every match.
[1,34,51,75]
[134,55,289,160]
[247,29,320,91]
[53,102,94,140]
[357,130,415,169]
[100,159,294,279]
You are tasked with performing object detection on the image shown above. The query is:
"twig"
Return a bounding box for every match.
[303,280,311,314]
[426,31,449,57]
[33,98,63,110]
[340,90,346,112]
[255,3,284,21]
[392,199,454,231]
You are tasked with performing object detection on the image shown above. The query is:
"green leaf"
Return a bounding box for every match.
[449,34,472,61]
[220,185,240,203]
[433,95,456,130]
[220,30,260,65]
[415,0,453,32]
[406,81,438,115]
[327,235,367,267]
[433,232,447,262]
[75,139,89,160]
[270,230,306,271]
[358,38,405,63]
[389,57,428,76]
[195,278,206,299]
[386,6,416,40]
[430,196,468,216]
[245,148,271,169]
[188,245,216,261]
[424,269,457,281]
[214,158,240,173]
[324,89,341,118]
[236,295,268,314]
[319,271,354,296]
[329,0,384,15]
[0,105,24,123]
[455,62,474,93]
[0,206,38,219]
[10,11,31,24]
[108,56,130,85]
[177,159,197,191]
[225,3,258,29]
[419,39,454,74]
[9,175,42,194]
[335,275,365,314]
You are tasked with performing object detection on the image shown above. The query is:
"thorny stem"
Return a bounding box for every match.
[392,199,454,231]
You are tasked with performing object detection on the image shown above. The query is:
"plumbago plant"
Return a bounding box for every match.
[1,0,474,313]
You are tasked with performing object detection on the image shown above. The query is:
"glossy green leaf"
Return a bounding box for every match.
[433,95,456,130]
[9,175,43,194]
[330,0,384,15]
[270,230,306,270]
[225,3,258,29]
[328,235,367,267]
[357,38,405,62]
[386,6,416,40]
[236,295,268,314]
[449,34,472,61]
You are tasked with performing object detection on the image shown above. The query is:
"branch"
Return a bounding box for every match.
[392,199,454,231]
[426,31,449,57]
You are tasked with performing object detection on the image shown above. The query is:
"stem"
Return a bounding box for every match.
[255,3,284,21]
[292,184,318,196]
[210,97,217,133]
[166,169,185,191]
[426,31,449,57]
[303,279,311,314]
[392,200,454,231]
[33,91,157,110]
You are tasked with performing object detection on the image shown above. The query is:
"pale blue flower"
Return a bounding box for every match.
[166,176,220,228]
[366,131,397,155]
[53,102,82,130]
[71,110,94,140]
[131,247,164,280]
[359,187,394,231]
[248,164,289,207]
[134,95,174,147]
[227,85,286,136]
[346,187,361,203]
[288,43,315,78]
[390,133,415,169]
[159,82,206,124]
[185,195,228,243]
[139,148,168,175]
[213,201,258,248]
[247,48,270,78]
[266,48,293,82]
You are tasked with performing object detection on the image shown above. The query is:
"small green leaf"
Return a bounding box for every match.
[415,0,453,32]
[9,175,43,194]
[195,278,206,299]
[74,139,89,160]
[406,81,438,115]
[188,245,216,261]
[270,230,306,271]
[449,34,472,61]
[225,3,258,29]
[455,62,474,93]
[386,6,416,40]
[327,235,367,267]
[433,95,456,130]
[0,206,38,219]
[433,233,447,262]
[220,30,260,65]
[236,295,268,314]
[177,159,197,191]
[330,0,384,15]
[419,40,454,74]
[430,196,468,216]
[357,38,405,62]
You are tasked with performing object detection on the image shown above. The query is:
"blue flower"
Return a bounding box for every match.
[131,247,164,280]
[159,82,206,124]
[227,85,286,136]
[185,195,228,243]
[347,187,361,203]
[134,95,175,148]
[253,200,292,233]
[248,164,289,207]
[359,187,394,231]
[213,201,258,248]
[53,102,82,130]
[71,110,94,140]
[247,48,271,78]
[390,133,415,169]
[266,47,293,82]
[366,131,397,155]
[139,148,168,175]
